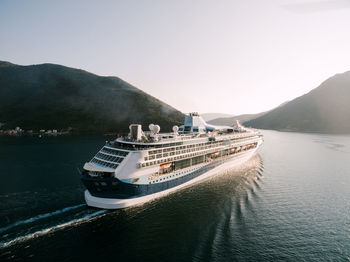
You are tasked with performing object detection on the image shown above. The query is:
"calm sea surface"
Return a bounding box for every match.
[0,131,350,261]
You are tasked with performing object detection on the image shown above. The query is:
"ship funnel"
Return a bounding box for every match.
[129,124,143,141]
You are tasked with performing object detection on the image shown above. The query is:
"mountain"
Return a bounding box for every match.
[245,71,350,134]
[201,113,234,122]
[0,61,184,133]
[208,102,289,126]
[208,112,266,126]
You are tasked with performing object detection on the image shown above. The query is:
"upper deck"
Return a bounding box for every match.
[83,113,262,173]
[108,129,261,152]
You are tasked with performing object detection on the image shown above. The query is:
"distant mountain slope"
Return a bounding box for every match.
[245,71,350,133]
[208,102,288,126]
[201,113,234,122]
[208,112,266,126]
[0,61,184,133]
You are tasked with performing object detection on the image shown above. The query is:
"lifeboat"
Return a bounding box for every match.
[160,162,172,168]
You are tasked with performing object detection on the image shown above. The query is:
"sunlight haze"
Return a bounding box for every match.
[1,0,350,115]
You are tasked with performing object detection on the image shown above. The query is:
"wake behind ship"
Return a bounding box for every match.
[81,113,263,209]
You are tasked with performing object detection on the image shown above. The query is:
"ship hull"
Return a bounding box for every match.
[85,147,259,209]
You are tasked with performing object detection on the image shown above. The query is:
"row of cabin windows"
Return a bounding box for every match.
[148,143,207,155]
[144,137,256,161]
[101,147,129,157]
[95,152,123,163]
[142,152,203,167]
[147,143,259,182]
[91,158,118,169]
[149,166,200,184]
[141,142,258,168]
[142,150,211,168]
[144,144,220,162]
[109,133,257,151]
[112,141,183,150]
[146,135,257,158]
[146,142,220,160]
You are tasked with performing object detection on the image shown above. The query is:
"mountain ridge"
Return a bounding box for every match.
[0,61,184,133]
[208,102,288,126]
[201,113,235,122]
[245,71,350,134]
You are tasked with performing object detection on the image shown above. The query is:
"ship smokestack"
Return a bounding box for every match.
[129,124,143,141]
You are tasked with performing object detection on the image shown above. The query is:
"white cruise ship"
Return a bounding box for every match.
[81,113,263,209]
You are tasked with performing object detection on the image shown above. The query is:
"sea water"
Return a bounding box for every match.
[0,131,350,261]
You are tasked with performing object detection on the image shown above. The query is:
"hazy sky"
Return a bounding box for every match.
[1,0,350,115]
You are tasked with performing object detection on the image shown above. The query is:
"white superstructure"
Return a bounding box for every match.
[81,113,263,209]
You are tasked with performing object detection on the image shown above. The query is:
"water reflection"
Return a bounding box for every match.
[3,132,350,261]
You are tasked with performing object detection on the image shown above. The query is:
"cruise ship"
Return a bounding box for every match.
[81,113,263,209]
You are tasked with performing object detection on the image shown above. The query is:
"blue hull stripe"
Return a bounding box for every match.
[81,153,245,199]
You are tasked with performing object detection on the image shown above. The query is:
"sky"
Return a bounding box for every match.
[1,0,350,115]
